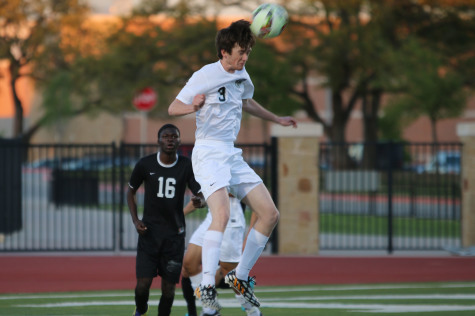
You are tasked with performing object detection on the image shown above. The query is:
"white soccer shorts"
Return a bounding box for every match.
[192,140,262,200]
[189,212,244,263]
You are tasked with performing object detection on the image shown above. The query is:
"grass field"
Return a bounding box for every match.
[2,282,475,315]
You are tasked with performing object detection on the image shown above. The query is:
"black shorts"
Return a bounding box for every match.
[136,232,185,284]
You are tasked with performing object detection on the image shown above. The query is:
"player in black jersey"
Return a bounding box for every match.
[127,123,202,316]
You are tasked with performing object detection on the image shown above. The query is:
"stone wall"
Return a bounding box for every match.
[271,123,323,255]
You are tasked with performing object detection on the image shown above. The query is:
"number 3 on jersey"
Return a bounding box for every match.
[218,87,226,102]
[157,177,176,198]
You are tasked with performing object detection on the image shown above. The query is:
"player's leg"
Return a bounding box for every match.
[181,243,203,316]
[157,236,186,316]
[134,236,157,316]
[181,276,197,316]
[134,277,152,315]
[158,278,176,316]
[220,227,263,316]
[183,239,205,279]
[226,183,279,307]
[241,183,279,237]
[197,188,230,311]
[239,183,278,277]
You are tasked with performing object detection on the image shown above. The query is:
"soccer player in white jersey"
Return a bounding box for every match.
[168,20,297,312]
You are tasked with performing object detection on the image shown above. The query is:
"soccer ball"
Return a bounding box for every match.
[250,3,288,39]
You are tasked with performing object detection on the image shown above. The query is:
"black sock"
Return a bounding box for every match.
[158,294,174,316]
[181,277,197,316]
[134,288,149,314]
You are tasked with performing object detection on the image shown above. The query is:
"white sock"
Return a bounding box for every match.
[236,293,253,310]
[190,273,202,291]
[201,230,223,286]
[236,228,269,280]
[202,306,218,314]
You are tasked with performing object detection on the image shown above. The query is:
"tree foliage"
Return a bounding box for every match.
[274,0,474,148]
[0,0,90,141]
[4,0,474,146]
[44,1,296,121]
[383,38,467,142]
[43,15,218,119]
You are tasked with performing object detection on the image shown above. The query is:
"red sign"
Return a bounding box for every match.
[133,87,157,111]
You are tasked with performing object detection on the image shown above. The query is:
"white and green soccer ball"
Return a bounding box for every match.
[250,3,289,39]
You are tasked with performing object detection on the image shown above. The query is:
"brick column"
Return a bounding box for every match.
[270,122,323,255]
[457,123,475,247]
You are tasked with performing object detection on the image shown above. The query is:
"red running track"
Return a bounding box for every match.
[1,255,475,294]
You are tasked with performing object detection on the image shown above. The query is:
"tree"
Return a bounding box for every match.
[43,14,219,120]
[44,0,297,122]
[37,0,475,150]
[260,0,473,167]
[0,0,90,142]
[384,38,467,143]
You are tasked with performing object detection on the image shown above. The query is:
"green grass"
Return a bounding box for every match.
[1,282,475,315]
[320,213,460,237]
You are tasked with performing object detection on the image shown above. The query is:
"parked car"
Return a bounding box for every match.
[24,157,76,169]
[62,156,136,171]
[415,151,461,174]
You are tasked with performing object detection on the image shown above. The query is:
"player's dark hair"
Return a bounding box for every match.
[158,124,180,139]
[216,19,255,59]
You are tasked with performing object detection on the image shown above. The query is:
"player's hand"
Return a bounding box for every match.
[278,116,298,128]
[134,220,147,235]
[191,195,206,209]
[192,94,205,112]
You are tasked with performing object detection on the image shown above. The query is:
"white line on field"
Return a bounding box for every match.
[264,294,475,301]
[16,299,475,313]
[3,282,475,301]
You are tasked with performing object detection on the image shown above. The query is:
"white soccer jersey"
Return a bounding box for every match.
[176,61,254,143]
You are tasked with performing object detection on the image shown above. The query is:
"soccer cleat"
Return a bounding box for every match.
[225,270,260,307]
[194,284,222,311]
[132,305,148,316]
[199,312,221,316]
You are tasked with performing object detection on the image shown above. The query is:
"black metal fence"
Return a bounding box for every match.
[0,140,462,253]
[0,142,273,252]
[319,142,462,252]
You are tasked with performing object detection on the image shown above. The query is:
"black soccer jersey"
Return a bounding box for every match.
[128,153,200,236]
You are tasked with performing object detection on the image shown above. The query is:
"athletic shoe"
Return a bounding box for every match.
[246,306,262,316]
[132,305,148,316]
[225,270,260,307]
[194,285,222,311]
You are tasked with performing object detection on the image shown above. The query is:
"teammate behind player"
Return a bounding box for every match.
[181,195,262,316]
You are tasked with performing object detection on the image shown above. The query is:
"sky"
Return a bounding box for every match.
[87,0,140,15]
[86,0,271,17]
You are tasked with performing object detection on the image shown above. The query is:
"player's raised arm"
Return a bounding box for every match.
[168,94,205,116]
[242,98,297,128]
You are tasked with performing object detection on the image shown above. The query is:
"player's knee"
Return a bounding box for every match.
[270,208,280,226]
[212,211,230,230]
[181,266,188,278]
[219,213,230,228]
[182,260,192,276]
[161,281,176,299]
[135,279,151,296]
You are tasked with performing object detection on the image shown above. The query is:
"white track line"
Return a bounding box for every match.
[17,299,475,313]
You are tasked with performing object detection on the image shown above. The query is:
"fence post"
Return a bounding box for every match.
[387,141,394,254]
[269,137,279,254]
[270,122,323,255]
[0,138,23,235]
[457,123,475,247]
[111,142,119,252]
[118,142,125,251]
